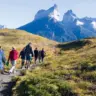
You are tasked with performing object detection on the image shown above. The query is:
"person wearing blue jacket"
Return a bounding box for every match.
[0,46,6,74]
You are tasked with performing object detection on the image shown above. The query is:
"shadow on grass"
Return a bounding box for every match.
[0,81,16,96]
[56,40,92,51]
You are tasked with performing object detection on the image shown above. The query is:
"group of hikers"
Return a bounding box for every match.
[0,43,45,74]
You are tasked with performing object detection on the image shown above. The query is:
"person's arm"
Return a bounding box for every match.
[30,48,34,57]
[8,52,11,62]
[44,51,46,57]
[19,51,21,58]
[33,50,35,57]
[31,50,33,57]
[16,51,19,59]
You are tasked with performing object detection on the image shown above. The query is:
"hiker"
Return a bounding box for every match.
[41,48,46,63]
[34,48,39,64]
[8,47,18,74]
[19,48,26,69]
[0,46,6,74]
[24,43,33,68]
[38,50,41,63]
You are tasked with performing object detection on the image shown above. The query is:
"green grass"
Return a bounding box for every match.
[1,29,96,96]
[13,38,96,96]
[0,29,57,69]
[12,38,96,96]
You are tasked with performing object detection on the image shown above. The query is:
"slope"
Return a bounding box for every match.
[0,29,57,96]
[0,29,57,57]
[13,38,96,96]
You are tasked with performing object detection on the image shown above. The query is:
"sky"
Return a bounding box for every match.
[0,0,96,28]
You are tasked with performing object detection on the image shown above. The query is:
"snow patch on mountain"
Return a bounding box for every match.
[76,20,84,26]
[49,8,60,21]
[35,4,60,21]
[91,21,96,30]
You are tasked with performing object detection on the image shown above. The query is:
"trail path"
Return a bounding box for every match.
[0,64,38,96]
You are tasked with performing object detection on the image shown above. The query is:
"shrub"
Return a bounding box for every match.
[81,71,96,82]
[57,82,77,96]
[79,61,92,72]
[77,81,92,90]
[20,70,26,76]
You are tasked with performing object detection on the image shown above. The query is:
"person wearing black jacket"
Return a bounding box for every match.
[19,48,26,68]
[34,48,39,64]
[24,43,33,68]
[40,48,45,63]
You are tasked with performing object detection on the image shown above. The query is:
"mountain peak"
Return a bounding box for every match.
[50,4,58,10]
[65,10,76,17]
[66,10,73,14]
[63,10,77,23]
[34,4,60,21]
[0,25,5,29]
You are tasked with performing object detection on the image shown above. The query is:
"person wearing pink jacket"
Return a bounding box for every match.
[8,47,18,74]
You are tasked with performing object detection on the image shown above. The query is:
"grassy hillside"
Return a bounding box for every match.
[0,29,57,51]
[12,38,96,96]
[1,29,96,96]
[0,29,56,57]
[0,29,57,67]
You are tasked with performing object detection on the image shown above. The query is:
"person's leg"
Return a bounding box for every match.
[26,61,30,69]
[30,57,32,65]
[13,60,17,73]
[39,57,40,63]
[0,64,4,74]
[25,55,29,69]
[41,57,44,63]
[34,58,36,64]
[9,60,16,73]
[1,68,4,74]
[34,57,37,64]
[27,56,31,68]
[21,59,25,68]
[25,60,28,69]
[28,60,30,68]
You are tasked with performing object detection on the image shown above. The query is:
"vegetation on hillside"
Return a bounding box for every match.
[0,29,57,68]
[12,37,96,96]
[1,29,96,96]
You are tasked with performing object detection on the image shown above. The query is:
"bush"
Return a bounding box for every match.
[20,70,26,76]
[57,82,77,96]
[13,75,78,96]
[79,61,92,72]
[77,81,92,90]
[81,71,96,82]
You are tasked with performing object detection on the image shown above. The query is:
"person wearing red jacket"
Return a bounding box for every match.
[8,47,18,74]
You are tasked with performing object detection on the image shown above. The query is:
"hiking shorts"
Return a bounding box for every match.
[25,55,30,61]
[11,60,16,66]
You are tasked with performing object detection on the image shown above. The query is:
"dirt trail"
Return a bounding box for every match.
[0,70,21,96]
[0,64,38,96]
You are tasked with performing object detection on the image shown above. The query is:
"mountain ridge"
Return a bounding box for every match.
[18,5,96,42]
